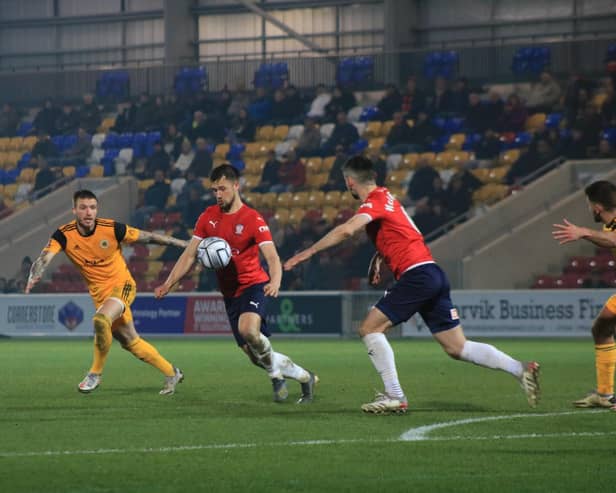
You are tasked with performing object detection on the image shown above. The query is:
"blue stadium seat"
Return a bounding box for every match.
[513,132,533,147]
[545,113,563,129]
[102,133,119,150]
[174,67,208,96]
[17,121,33,137]
[602,128,616,144]
[512,46,551,75]
[423,51,458,79]
[350,139,369,154]
[359,107,381,122]
[118,132,134,148]
[75,165,89,178]
[96,71,130,102]
[336,57,374,87]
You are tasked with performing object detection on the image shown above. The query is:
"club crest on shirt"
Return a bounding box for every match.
[235,224,244,235]
[99,239,109,249]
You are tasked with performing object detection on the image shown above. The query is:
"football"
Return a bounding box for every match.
[196,237,232,270]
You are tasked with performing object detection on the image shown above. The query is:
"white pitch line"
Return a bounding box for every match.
[399,410,602,441]
[0,411,609,458]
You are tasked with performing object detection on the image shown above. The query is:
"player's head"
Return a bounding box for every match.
[210,164,241,213]
[585,180,616,223]
[72,189,98,230]
[342,155,376,199]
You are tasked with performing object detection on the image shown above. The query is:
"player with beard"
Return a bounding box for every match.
[25,189,187,395]
[154,164,317,403]
[553,180,616,411]
[284,155,540,413]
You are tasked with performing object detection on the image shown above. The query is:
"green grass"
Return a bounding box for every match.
[0,338,613,493]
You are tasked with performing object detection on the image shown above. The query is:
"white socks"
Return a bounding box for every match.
[273,352,310,383]
[362,332,405,400]
[460,340,523,379]
[247,334,281,379]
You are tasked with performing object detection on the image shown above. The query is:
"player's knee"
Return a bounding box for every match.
[93,313,111,334]
[441,341,464,360]
[591,318,615,341]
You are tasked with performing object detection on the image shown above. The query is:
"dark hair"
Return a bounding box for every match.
[210,164,240,183]
[342,155,376,184]
[585,181,616,209]
[73,189,98,206]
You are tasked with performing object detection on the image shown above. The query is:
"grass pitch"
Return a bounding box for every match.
[0,338,613,493]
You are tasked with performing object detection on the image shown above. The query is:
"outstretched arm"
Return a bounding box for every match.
[136,230,189,249]
[283,214,371,270]
[259,242,282,297]
[25,250,57,293]
[552,219,616,248]
[154,237,199,298]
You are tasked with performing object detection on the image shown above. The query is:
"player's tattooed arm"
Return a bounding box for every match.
[367,252,384,287]
[136,230,189,248]
[25,250,57,293]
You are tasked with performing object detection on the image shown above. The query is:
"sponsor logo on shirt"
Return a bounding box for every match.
[258,225,269,233]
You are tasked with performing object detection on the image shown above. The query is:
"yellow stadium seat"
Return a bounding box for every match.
[0,138,10,151]
[243,192,261,209]
[274,125,289,141]
[418,152,436,166]
[525,113,546,131]
[3,183,18,199]
[445,133,466,150]
[307,190,325,209]
[592,92,608,110]
[22,136,37,151]
[274,209,290,226]
[324,191,342,205]
[276,192,294,209]
[242,174,260,189]
[166,194,176,208]
[101,117,115,131]
[288,208,306,225]
[291,191,311,208]
[5,151,20,168]
[400,153,419,170]
[212,158,226,168]
[7,137,23,151]
[243,142,261,159]
[255,141,276,157]
[303,157,322,174]
[322,156,336,171]
[257,125,275,141]
[340,192,355,209]
[386,170,409,187]
[452,151,471,168]
[17,167,35,183]
[486,166,509,183]
[381,120,395,137]
[244,158,265,175]
[307,172,329,189]
[213,143,230,159]
[473,184,509,205]
[368,137,385,152]
[321,206,338,224]
[89,164,104,177]
[364,121,382,138]
[62,166,76,178]
[260,192,278,210]
[499,149,520,166]
[471,168,490,183]
[138,178,154,190]
[389,186,406,200]
[434,151,455,169]
[201,177,211,189]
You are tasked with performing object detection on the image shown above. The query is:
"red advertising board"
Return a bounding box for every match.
[184,296,232,334]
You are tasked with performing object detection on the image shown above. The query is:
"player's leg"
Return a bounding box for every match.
[575,301,616,408]
[358,307,407,414]
[78,297,124,393]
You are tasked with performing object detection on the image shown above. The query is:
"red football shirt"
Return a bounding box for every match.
[193,204,273,297]
[356,187,434,278]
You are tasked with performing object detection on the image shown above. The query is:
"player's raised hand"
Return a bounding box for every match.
[283,248,313,270]
[552,219,587,245]
[24,277,38,294]
[154,283,170,299]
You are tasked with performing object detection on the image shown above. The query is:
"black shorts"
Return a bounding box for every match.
[223,282,271,346]
[375,263,460,333]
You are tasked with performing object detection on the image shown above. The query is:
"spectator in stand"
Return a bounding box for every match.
[401,76,425,119]
[590,139,616,159]
[365,147,387,187]
[426,76,453,115]
[307,84,332,121]
[248,87,272,125]
[115,101,139,136]
[499,94,528,133]
[227,83,251,121]
[412,198,449,237]
[427,175,448,206]
[322,111,359,155]
[272,150,305,193]
[284,85,304,124]
[130,157,148,180]
[408,110,441,152]
[324,86,356,122]
[444,174,474,218]
[176,169,207,210]
[561,125,588,159]
[465,93,486,132]
[505,139,556,185]
[146,140,171,177]
[200,112,226,145]
[181,186,210,227]
[483,91,505,132]
[450,77,470,115]
[171,138,195,178]
[187,137,213,178]
[186,110,205,142]
[163,123,185,161]
[471,129,502,168]
[4,279,19,293]
[321,145,349,192]
[295,118,321,157]
[79,93,101,134]
[0,103,19,137]
[562,74,595,123]
[270,89,288,125]
[158,222,192,262]
[518,71,561,114]
[31,131,59,163]
[229,107,256,143]
[165,94,187,127]
[64,127,92,160]
[33,98,61,136]
[133,169,171,228]
[385,111,415,154]
[0,277,7,293]
[405,156,440,204]
[134,93,155,131]
[377,84,403,121]
[32,156,57,197]
[574,103,603,151]
[600,80,616,127]
[151,96,169,127]
[564,87,590,125]
[252,150,281,193]
[55,103,80,136]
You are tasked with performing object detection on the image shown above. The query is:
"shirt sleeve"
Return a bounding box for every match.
[192,212,208,240]
[253,214,273,245]
[44,230,65,253]
[356,195,385,222]
[115,222,140,244]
